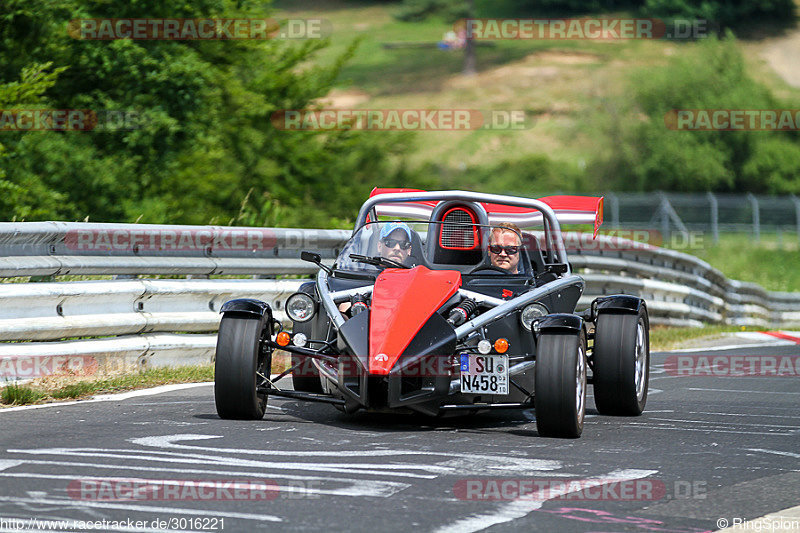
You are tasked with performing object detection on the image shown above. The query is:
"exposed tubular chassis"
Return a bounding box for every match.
[214,190,650,438]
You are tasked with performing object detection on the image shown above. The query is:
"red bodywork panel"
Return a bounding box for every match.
[369,266,461,375]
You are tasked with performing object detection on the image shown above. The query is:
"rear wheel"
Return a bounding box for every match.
[534,332,586,438]
[214,316,270,420]
[592,307,649,415]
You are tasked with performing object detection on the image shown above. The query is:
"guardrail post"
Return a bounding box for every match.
[706,192,719,244]
[792,195,800,244]
[746,193,760,243]
[606,192,620,229]
[658,193,670,243]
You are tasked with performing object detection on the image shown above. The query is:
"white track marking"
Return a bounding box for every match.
[649,417,800,429]
[0,495,281,523]
[745,448,800,459]
[686,388,800,395]
[0,472,396,498]
[621,422,796,437]
[6,459,408,497]
[0,383,213,413]
[128,434,563,470]
[8,446,565,479]
[689,411,800,419]
[433,468,658,533]
[7,449,441,479]
[0,460,23,471]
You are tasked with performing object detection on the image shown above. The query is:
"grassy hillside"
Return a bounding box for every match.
[272,1,800,291]
[275,1,800,190]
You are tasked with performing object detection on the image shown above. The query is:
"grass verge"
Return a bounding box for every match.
[649,324,763,352]
[676,233,800,293]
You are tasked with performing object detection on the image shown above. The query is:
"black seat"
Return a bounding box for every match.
[427,209,483,268]
[523,233,547,275]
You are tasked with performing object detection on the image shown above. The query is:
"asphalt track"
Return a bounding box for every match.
[0,344,798,533]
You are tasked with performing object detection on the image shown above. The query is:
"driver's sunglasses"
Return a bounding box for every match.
[381,238,412,250]
[488,244,520,255]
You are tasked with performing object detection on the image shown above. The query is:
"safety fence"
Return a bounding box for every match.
[603,192,800,243]
[0,222,798,379]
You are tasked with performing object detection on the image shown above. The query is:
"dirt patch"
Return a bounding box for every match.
[761,29,800,88]
[445,49,600,90]
[533,50,603,64]
[318,88,371,108]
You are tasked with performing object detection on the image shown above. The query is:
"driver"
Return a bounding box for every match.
[488,222,522,274]
[376,222,414,266]
[339,221,415,316]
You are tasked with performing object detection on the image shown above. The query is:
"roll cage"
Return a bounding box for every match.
[354,190,572,268]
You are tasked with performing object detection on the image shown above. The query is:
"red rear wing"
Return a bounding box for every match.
[368,188,604,237]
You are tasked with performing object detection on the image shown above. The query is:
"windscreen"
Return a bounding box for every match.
[335,221,535,275]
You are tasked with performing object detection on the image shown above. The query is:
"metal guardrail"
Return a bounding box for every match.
[0,222,798,380]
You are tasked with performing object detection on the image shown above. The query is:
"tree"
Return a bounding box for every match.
[395,0,476,75]
[0,0,417,226]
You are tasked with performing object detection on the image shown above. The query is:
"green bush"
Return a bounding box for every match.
[596,34,800,194]
[428,154,589,196]
[642,0,795,32]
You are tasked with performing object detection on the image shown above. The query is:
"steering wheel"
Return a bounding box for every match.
[468,265,509,275]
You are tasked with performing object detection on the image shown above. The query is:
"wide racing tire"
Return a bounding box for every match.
[534,332,587,438]
[214,316,269,420]
[592,307,650,416]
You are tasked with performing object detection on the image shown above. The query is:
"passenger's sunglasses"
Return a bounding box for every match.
[381,238,412,250]
[488,244,519,255]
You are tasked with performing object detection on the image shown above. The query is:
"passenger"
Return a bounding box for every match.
[488,222,523,274]
[339,221,415,316]
[376,222,414,266]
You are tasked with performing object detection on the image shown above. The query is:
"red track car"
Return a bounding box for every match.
[214,190,650,438]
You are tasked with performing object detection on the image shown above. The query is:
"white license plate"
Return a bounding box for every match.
[459,354,508,395]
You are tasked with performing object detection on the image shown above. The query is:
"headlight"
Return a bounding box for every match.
[285,293,317,323]
[520,303,548,331]
[292,332,308,347]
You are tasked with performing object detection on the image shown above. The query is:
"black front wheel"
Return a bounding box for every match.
[214,316,270,420]
[592,307,650,416]
[534,332,587,438]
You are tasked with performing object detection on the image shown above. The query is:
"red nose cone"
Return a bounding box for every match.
[369,266,461,374]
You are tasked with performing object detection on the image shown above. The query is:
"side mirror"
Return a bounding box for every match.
[545,263,569,275]
[301,251,322,264]
[301,250,332,274]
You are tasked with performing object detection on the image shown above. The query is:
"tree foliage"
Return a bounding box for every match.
[0,0,416,226]
[595,34,800,194]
